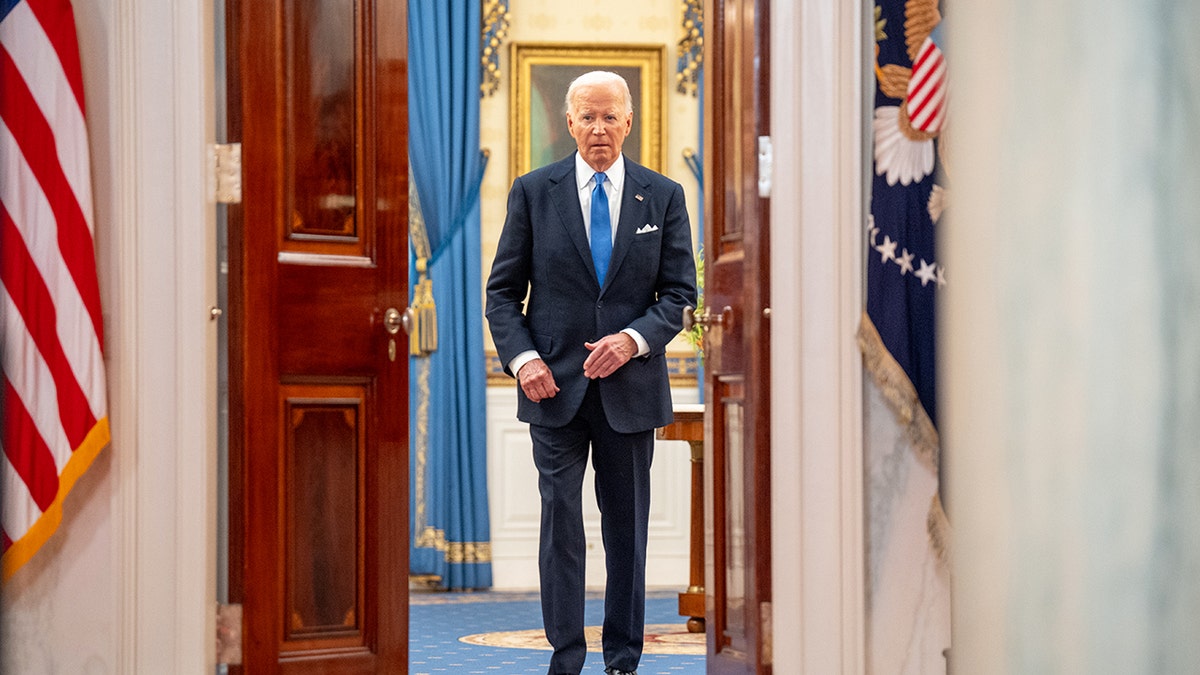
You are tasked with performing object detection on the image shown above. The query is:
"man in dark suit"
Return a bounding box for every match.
[486,71,697,675]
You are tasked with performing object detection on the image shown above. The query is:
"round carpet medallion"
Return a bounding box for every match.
[459,624,705,655]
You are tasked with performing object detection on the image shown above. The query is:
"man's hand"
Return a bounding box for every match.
[518,358,559,402]
[583,333,637,379]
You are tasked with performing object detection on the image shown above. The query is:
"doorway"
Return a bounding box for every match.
[218,0,814,672]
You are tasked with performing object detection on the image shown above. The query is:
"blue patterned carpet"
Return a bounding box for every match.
[410,589,707,674]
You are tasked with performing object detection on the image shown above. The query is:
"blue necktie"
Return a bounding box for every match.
[590,172,611,284]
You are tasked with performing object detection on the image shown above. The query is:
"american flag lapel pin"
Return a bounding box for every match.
[635,194,644,201]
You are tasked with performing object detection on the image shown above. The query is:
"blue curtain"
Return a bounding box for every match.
[408,0,492,589]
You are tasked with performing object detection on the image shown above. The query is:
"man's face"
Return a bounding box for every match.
[566,82,633,172]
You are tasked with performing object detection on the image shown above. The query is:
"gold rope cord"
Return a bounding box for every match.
[878,63,912,101]
[903,0,941,62]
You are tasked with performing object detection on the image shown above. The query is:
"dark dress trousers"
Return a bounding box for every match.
[486,154,697,674]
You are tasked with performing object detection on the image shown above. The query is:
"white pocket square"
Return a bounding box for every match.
[635,224,659,234]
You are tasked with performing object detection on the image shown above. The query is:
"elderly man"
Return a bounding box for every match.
[485,71,697,675]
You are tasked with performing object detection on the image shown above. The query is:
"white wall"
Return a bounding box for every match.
[945,1,1200,672]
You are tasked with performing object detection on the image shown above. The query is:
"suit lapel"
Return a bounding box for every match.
[604,157,651,292]
[547,157,600,285]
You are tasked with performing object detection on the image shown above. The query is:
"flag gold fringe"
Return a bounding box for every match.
[858,311,939,469]
[2,417,111,583]
[927,492,952,568]
[858,312,949,561]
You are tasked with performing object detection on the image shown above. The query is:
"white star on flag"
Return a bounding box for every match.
[914,259,938,286]
[876,235,898,264]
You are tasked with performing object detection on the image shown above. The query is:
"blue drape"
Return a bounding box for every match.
[408,0,492,589]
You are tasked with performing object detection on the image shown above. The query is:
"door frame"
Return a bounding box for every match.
[95,0,867,669]
[105,0,220,671]
[767,0,867,672]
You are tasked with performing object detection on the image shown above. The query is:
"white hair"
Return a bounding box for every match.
[565,71,633,115]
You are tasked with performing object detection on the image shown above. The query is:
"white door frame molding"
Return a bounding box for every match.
[770,0,867,671]
[107,0,217,671]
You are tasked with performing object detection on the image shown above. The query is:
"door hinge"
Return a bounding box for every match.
[216,603,242,665]
[760,600,773,666]
[757,135,773,198]
[211,142,243,204]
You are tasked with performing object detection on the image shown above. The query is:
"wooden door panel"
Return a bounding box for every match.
[278,266,379,374]
[705,0,771,671]
[282,386,366,646]
[229,0,409,672]
[282,0,365,248]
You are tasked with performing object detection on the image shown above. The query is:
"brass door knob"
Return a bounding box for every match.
[384,307,415,335]
[683,306,727,332]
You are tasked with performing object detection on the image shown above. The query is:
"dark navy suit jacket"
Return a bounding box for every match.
[486,154,697,434]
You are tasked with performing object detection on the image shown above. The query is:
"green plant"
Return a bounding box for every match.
[683,247,704,363]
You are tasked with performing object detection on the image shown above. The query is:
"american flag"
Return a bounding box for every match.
[0,0,109,582]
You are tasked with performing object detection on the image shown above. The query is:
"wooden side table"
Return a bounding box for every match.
[656,403,705,633]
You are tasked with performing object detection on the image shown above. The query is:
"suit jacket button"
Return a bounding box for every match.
[596,301,603,308]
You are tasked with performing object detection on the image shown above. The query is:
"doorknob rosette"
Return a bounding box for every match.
[383,307,415,335]
[684,305,725,331]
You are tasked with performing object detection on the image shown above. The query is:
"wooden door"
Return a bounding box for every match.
[226,0,409,672]
[703,0,772,672]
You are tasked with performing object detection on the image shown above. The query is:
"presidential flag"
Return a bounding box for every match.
[1,0,110,582]
[859,0,952,671]
[862,0,946,452]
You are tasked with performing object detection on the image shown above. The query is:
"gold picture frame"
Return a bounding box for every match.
[509,42,665,181]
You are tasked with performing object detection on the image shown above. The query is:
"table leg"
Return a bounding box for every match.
[678,439,705,633]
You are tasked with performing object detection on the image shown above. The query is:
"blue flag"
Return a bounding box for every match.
[860,0,947,462]
[860,4,954,668]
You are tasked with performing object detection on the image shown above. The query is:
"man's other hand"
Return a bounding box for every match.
[583,333,636,379]
[518,358,560,402]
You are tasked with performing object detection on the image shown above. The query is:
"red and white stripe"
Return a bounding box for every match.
[906,36,948,134]
[1,0,109,582]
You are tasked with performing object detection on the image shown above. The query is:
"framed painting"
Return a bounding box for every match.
[509,42,665,181]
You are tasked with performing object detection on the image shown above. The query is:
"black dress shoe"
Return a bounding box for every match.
[604,669,637,675]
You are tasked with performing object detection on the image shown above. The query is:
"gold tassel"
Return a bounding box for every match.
[417,277,438,353]
[409,258,438,356]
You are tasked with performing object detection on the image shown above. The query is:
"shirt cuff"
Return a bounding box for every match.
[620,328,650,358]
[508,350,541,377]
